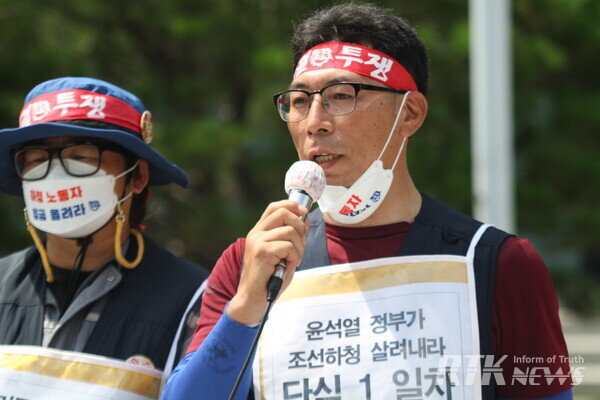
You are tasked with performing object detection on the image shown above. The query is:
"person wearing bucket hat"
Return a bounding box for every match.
[0,77,209,376]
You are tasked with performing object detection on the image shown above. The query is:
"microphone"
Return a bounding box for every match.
[266,161,326,302]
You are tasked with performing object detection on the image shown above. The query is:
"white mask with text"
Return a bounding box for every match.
[22,159,137,238]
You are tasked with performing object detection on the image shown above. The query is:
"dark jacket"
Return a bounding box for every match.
[0,234,208,370]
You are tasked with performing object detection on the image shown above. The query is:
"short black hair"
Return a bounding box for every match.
[291,3,429,95]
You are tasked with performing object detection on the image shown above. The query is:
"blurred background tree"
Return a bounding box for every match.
[0,0,598,315]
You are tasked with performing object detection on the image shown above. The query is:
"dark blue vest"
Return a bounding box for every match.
[0,235,208,369]
[298,194,511,400]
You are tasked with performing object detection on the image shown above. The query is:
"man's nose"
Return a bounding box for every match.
[303,95,333,136]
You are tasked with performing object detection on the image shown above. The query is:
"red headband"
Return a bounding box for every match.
[19,89,143,133]
[294,42,418,92]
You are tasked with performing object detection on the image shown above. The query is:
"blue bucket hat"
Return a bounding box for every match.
[0,77,188,196]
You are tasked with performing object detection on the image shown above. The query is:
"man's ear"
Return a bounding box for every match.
[399,91,428,138]
[131,160,150,194]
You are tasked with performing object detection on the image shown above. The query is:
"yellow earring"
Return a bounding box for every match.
[114,203,144,269]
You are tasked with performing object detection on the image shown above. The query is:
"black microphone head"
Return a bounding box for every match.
[284,161,326,201]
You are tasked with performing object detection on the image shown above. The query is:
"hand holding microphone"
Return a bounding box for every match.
[228,161,325,326]
[267,161,326,301]
[226,161,325,400]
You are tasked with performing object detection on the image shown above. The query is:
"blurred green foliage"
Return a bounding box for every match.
[0,0,598,313]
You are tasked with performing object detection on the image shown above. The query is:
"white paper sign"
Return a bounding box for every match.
[253,254,482,400]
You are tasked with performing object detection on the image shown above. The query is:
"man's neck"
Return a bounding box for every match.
[44,221,130,271]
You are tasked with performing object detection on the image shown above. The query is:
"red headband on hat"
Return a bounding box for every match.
[19,89,143,133]
[294,42,418,92]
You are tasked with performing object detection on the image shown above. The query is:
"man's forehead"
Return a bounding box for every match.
[289,70,372,90]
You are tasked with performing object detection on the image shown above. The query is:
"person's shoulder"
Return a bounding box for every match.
[417,194,479,231]
[495,235,554,299]
[500,235,541,256]
[0,247,38,292]
[417,193,511,244]
[0,246,36,271]
[497,235,547,273]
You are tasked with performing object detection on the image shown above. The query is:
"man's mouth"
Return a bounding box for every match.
[313,154,339,164]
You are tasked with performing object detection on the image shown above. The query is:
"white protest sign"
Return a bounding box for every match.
[254,254,482,400]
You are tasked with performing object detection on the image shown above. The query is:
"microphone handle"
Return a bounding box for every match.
[288,188,313,220]
[266,189,312,301]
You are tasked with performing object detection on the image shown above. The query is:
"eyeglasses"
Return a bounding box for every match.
[273,82,407,123]
[14,141,127,181]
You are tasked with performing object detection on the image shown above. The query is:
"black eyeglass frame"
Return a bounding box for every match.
[14,141,132,181]
[273,82,408,122]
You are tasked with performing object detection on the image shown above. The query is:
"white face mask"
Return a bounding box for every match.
[318,92,411,224]
[22,159,138,238]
